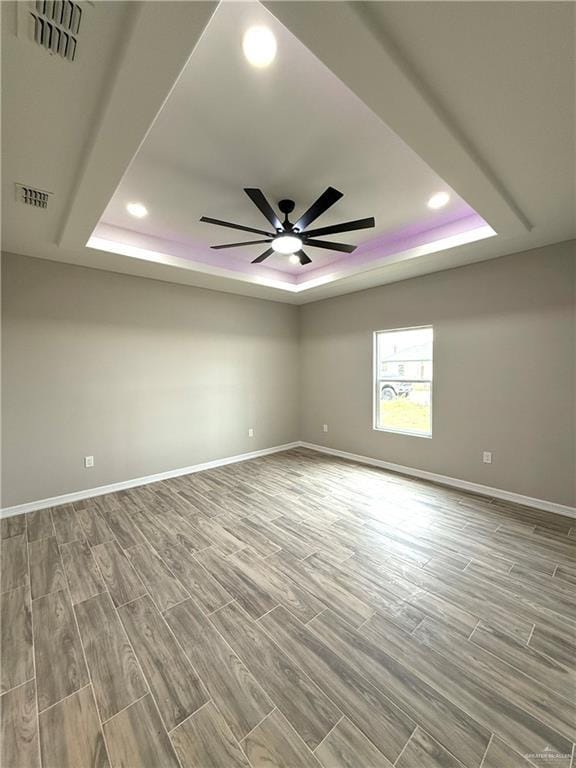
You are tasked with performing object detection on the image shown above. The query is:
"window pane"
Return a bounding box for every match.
[377,381,431,435]
[377,327,432,382]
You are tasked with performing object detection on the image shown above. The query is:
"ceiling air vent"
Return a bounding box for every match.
[17,1,87,62]
[15,184,52,210]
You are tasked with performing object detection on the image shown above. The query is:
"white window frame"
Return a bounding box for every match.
[372,325,433,438]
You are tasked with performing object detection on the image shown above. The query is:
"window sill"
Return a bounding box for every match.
[373,426,433,439]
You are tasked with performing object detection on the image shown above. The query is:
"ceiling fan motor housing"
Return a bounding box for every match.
[278,199,296,231]
[278,199,295,216]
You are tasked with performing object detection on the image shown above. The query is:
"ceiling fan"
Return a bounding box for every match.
[200,187,375,265]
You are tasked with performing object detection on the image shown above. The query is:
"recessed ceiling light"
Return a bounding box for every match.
[427,192,450,210]
[242,26,277,68]
[289,254,301,265]
[126,202,148,218]
[272,234,302,254]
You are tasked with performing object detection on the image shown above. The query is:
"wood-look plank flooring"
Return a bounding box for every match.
[1,448,574,768]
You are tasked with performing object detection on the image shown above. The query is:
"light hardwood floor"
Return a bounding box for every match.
[1,448,575,768]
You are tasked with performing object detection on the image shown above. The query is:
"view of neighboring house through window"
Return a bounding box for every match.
[374,326,433,436]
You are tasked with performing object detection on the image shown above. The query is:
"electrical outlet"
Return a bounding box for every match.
[248,428,254,438]
[84,456,94,468]
[322,424,328,433]
[482,451,492,464]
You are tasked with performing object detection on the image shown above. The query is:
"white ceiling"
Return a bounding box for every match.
[2,1,574,304]
[1,0,136,245]
[100,1,468,278]
[361,0,575,241]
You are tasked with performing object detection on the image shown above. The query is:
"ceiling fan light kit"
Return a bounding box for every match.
[271,234,302,254]
[200,187,375,266]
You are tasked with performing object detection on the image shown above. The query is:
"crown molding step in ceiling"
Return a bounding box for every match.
[2,1,574,303]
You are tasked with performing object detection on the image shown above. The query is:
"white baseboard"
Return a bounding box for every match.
[300,442,576,520]
[0,442,300,518]
[3,439,574,521]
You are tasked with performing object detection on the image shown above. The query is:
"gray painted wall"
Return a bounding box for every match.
[2,241,575,508]
[299,241,575,507]
[1,253,300,506]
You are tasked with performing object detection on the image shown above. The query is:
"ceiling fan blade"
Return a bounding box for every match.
[304,216,375,238]
[200,216,274,237]
[297,250,312,265]
[251,247,275,264]
[293,187,343,231]
[211,239,272,250]
[244,189,282,230]
[305,239,356,253]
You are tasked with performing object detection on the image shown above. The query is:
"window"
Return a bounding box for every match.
[374,326,433,437]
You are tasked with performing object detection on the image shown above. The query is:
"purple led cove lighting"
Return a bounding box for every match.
[300,209,488,283]
[90,204,491,288]
[91,223,298,283]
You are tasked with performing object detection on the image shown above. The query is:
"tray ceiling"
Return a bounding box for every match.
[2,1,573,303]
[91,1,492,292]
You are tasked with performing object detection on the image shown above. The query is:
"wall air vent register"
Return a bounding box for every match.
[15,184,52,210]
[16,1,88,62]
